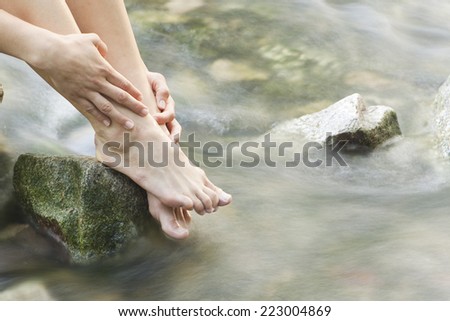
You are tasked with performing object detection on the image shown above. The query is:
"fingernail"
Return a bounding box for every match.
[140,108,149,116]
[158,100,166,109]
[219,192,232,204]
[124,120,134,130]
[206,208,213,214]
[103,120,111,127]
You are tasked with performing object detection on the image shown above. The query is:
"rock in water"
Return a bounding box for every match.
[274,93,402,150]
[0,280,54,300]
[434,76,450,157]
[13,154,155,264]
[0,137,18,228]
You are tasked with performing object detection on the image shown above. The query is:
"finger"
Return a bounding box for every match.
[154,95,175,122]
[87,33,108,57]
[166,119,182,143]
[78,98,111,127]
[153,110,175,125]
[148,72,170,109]
[101,83,149,117]
[88,94,135,130]
[107,67,143,101]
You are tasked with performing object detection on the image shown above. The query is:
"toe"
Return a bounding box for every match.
[204,179,232,207]
[202,187,219,212]
[176,208,191,229]
[160,209,189,240]
[160,193,194,210]
[212,187,232,207]
[196,190,213,214]
[182,209,192,224]
[148,194,189,240]
[218,189,232,206]
[193,197,205,215]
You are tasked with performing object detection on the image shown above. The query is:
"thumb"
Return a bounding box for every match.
[88,33,108,57]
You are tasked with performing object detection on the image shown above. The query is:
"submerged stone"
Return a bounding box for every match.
[13,154,156,264]
[166,0,204,14]
[273,93,402,150]
[209,59,269,82]
[0,280,54,300]
[434,76,450,158]
[0,137,18,228]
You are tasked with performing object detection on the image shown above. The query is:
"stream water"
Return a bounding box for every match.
[1,0,450,300]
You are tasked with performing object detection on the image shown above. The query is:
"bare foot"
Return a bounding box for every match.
[95,121,232,215]
[147,183,231,239]
[148,193,191,239]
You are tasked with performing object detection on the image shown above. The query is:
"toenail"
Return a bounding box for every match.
[219,192,231,203]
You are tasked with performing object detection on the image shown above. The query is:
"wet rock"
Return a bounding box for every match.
[0,280,54,300]
[344,71,395,90]
[0,224,70,274]
[0,136,19,228]
[166,0,204,14]
[209,59,269,82]
[434,76,450,157]
[273,93,402,150]
[13,154,156,264]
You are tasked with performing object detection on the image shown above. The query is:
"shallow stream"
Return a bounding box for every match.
[1,0,450,300]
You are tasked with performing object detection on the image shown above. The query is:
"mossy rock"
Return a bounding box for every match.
[0,137,19,228]
[434,75,450,158]
[13,154,156,264]
[273,93,402,151]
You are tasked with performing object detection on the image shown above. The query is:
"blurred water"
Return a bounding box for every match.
[1,0,450,300]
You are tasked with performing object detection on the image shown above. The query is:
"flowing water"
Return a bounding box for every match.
[1,0,450,300]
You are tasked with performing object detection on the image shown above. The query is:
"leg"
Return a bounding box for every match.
[0,0,195,239]
[0,0,79,34]
[1,0,231,239]
[65,0,232,237]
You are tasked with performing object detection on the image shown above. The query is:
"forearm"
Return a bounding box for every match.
[0,9,54,68]
[66,0,167,130]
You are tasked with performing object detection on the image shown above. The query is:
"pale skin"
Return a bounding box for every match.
[0,0,232,239]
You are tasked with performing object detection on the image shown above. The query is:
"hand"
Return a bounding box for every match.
[147,71,182,143]
[31,33,149,129]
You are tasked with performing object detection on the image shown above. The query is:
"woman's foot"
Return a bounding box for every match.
[148,193,191,239]
[94,121,232,215]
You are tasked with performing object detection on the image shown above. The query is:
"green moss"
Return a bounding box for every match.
[13,154,156,264]
[325,110,402,150]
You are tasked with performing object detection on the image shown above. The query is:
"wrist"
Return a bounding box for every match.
[24,30,60,70]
